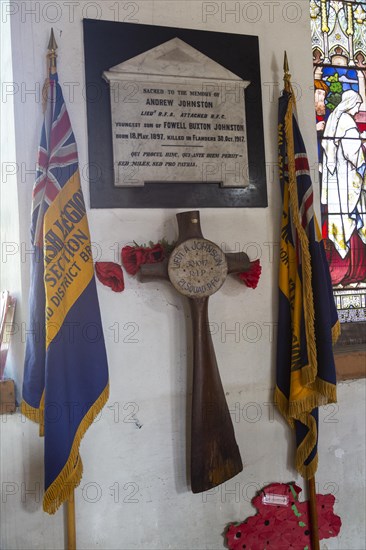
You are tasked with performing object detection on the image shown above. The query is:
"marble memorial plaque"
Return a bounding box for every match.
[103,38,250,188]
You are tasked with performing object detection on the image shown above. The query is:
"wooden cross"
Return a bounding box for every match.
[140,210,250,493]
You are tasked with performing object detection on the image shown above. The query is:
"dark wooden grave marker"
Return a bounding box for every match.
[140,210,250,492]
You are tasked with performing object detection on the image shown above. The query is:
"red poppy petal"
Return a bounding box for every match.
[121,246,146,275]
[238,259,262,289]
[147,243,165,263]
[95,262,125,292]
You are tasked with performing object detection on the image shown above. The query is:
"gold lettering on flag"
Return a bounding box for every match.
[44,172,93,348]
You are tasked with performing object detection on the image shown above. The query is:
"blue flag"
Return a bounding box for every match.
[275,83,340,479]
[22,72,109,514]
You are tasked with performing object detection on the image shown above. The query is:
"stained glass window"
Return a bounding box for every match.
[310,0,366,323]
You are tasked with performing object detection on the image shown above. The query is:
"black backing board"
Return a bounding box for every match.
[83,19,267,208]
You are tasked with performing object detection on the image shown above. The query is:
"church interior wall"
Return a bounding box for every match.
[1,1,365,548]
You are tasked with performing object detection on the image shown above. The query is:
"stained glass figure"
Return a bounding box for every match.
[311,0,366,323]
[322,90,366,283]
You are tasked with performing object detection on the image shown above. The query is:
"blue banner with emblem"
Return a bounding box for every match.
[22,72,109,514]
[275,83,340,479]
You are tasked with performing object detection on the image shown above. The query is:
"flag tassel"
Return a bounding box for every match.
[308,477,320,550]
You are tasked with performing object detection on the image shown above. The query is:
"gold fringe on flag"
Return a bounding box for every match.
[43,383,109,514]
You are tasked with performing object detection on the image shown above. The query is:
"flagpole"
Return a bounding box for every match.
[46,28,77,550]
[308,477,320,550]
[67,491,77,550]
[283,51,320,550]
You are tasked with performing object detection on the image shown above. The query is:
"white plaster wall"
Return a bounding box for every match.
[0,0,27,401]
[1,1,365,549]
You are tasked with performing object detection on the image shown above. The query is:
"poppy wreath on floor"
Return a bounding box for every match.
[225,482,341,550]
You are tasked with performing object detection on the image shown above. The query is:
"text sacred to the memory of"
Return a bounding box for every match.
[108,81,249,187]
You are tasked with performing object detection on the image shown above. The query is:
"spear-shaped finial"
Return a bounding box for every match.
[283,51,291,91]
[48,28,57,51]
[47,28,58,74]
[43,28,58,111]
